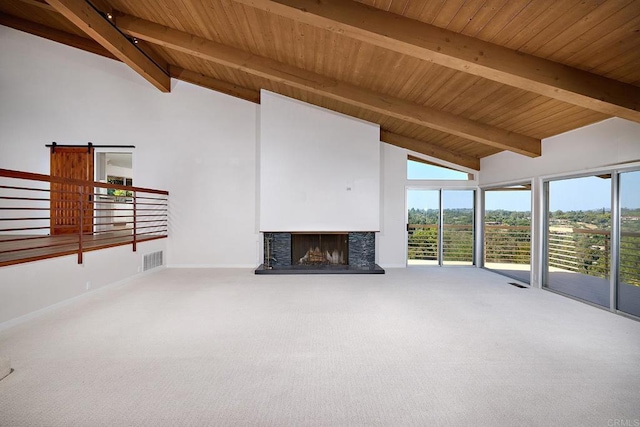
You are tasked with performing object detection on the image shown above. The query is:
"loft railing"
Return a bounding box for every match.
[0,168,168,267]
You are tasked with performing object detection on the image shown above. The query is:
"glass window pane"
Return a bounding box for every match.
[443,190,474,265]
[484,185,531,283]
[618,170,640,317]
[407,159,470,180]
[407,190,440,266]
[546,176,611,307]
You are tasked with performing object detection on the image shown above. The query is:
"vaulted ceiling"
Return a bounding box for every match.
[2,0,639,170]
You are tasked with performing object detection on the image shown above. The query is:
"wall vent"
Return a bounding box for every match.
[143,251,163,271]
[508,282,527,289]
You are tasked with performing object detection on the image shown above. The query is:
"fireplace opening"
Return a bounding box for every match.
[258,232,383,274]
[292,233,349,266]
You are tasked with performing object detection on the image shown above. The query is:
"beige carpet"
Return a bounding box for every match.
[0,356,9,381]
[0,267,639,426]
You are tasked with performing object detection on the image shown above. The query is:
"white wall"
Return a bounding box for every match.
[105,164,133,179]
[259,91,381,232]
[377,143,408,268]
[0,239,164,327]
[0,27,260,323]
[0,27,260,269]
[480,118,640,185]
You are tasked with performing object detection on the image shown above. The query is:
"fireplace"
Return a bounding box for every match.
[292,233,348,266]
[257,232,384,274]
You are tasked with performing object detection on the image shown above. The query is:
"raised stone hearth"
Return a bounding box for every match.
[256,232,384,274]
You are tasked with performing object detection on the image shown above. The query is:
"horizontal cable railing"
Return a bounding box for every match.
[484,225,531,265]
[0,168,169,267]
[408,224,474,263]
[484,225,639,287]
[548,228,640,287]
[621,234,640,286]
[408,224,438,261]
[548,228,610,279]
[443,225,473,262]
[409,222,639,285]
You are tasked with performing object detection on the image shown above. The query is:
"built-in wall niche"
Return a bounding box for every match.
[107,176,132,186]
[96,152,133,196]
[95,152,134,231]
[107,176,132,197]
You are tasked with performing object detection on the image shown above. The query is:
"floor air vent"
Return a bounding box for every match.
[143,251,163,271]
[508,282,527,289]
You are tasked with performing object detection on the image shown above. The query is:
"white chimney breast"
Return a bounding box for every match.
[259,90,381,232]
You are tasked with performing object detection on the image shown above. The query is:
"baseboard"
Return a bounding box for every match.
[0,266,166,332]
[166,264,257,269]
[378,264,406,269]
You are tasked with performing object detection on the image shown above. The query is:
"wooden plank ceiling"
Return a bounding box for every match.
[2,0,639,170]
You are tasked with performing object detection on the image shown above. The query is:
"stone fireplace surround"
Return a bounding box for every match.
[255,232,384,274]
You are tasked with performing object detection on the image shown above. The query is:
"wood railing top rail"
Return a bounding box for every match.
[551,227,640,238]
[0,168,168,195]
[409,224,473,229]
[410,223,640,238]
[485,225,531,231]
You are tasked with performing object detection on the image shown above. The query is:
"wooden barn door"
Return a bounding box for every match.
[50,146,94,235]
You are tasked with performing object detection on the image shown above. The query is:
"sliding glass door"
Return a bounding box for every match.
[618,170,640,317]
[442,190,474,265]
[545,175,611,307]
[484,185,531,283]
[407,190,440,266]
[407,189,475,266]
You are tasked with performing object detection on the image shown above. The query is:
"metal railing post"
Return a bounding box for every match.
[132,190,137,252]
[77,185,83,264]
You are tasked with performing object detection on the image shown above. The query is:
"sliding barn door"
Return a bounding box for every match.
[50,147,94,235]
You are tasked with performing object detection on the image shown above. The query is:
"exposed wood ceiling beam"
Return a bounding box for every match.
[46,0,170,92]
[16,0,55,12]
[166,66,475,169]
[0,15,260,108]
[86,0,113,16]
[169,66,261,104]
[1,15,259,108]
[381,132,480,171]
[14,0,169,76]
[136,40,169,73]
[408,155,476,179]
[166,67,476,170]
[233,0,640,123]
[1,13,481,169]
[0,13,116,60]
[117,14,540,158]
